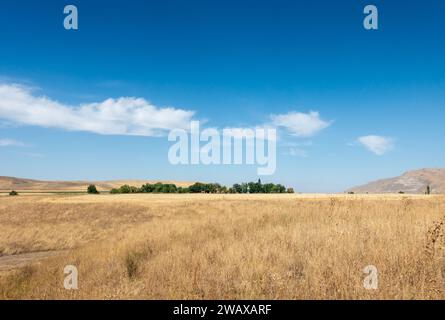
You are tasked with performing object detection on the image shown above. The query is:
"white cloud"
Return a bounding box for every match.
[0,84,196,136]
[357,135,394,155]
[270,111,331,137]
[0,138,25,147]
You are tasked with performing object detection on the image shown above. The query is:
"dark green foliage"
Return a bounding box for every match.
[188,182,205,193]
[262,183,276,193]
[109,181,293,195]
[118,185,132,194]
[87,184,99,194]
[9,190,19,196]
[185,181,287,194]
[187,183,226,194]
[247,181,262,193]
[231,179,288,194]
[140,183,155,193]
[426,185,431,195]
[177,187,189,193]
[232,183,243,193]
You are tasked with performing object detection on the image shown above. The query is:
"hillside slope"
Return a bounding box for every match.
[347,168,445,194]
[0,176,193,191]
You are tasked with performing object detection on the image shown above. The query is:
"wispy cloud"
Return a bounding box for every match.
[0,138,25,147]
[22,152,44,158]
[280,141,312,158]
[284,147,308,158]
[357,135,394,155]
[270,111,331,137]
[0,84,196,137]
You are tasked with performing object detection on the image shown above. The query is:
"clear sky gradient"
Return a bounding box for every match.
[0,0,444,192]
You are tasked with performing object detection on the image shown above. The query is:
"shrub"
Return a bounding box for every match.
[9,190,19,196]
[140,183,155,193]
[167,184,178,193]
[124,247,153,279]
[125,252,140,279]
[119,185,132,194]
[87,185,99,194]
[177,187,189,193]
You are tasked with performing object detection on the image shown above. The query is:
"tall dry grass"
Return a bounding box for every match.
[0,194,445,299]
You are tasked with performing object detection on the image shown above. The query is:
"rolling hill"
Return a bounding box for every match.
[347,168,445,194]
[0,176,193,192]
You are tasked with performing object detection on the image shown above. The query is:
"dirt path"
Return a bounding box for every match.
[0,251,65,271]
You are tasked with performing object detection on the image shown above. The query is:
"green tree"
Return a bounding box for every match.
[189,182,205,193]
[177,187,189,193]
[87,184,99,194]
[119,185,132,194]
[9,190,19,196]
[275,184,286,193]
[140,184,154,193]
[262,183,274,193]
[164,184,178,193]
[232,184,243,193]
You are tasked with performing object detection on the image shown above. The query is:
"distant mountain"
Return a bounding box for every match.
[347,168,445,194]
[0,176,193,192]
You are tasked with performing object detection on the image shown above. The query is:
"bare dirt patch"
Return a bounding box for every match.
[0,250,66,272]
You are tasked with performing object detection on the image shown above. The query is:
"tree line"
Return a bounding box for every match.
[87,179,294,195]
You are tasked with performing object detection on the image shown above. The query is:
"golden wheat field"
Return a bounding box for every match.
[0,193,445,300]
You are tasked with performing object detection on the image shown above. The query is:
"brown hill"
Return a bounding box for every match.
[347,168,445,194]
[0,176,193,192]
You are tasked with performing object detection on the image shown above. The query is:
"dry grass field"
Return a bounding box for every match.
[1,193,445,300]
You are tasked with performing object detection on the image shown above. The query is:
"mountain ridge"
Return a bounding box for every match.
[347,168,445,194]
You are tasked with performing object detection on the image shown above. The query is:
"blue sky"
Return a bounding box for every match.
[0,0,444,192]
